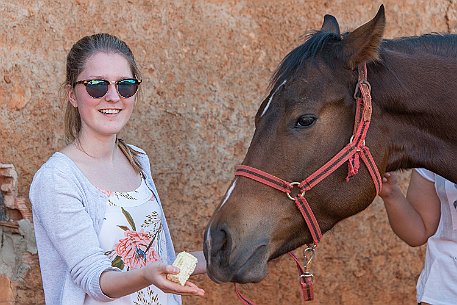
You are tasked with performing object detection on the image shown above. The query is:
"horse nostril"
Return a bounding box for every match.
[210,224,233,267]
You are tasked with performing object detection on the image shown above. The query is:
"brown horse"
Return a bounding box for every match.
[203,5,457,286]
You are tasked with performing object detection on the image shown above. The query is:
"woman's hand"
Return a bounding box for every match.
[142,262,205,297]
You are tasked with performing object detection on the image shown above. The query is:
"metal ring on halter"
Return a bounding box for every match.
[286,182,306,201]
[349,135,365,147]
[359,79,372,91]
[353,85,360,100]
[353,79,371,99]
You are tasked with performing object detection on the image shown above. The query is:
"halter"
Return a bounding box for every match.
[234,63,382,304]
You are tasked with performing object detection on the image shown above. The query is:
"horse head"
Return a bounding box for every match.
[204,6,389,284]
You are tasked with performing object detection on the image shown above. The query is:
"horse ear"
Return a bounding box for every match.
[321,14,340,36]
[342,5,386,69]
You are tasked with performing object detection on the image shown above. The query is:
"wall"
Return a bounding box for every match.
[1,0,455,304]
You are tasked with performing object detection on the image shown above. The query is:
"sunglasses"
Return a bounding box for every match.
[74,78,142,99]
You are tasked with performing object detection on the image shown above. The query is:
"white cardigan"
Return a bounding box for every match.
[30,146,180,305]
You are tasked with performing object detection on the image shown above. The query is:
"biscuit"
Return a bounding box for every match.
[167,251,198,286]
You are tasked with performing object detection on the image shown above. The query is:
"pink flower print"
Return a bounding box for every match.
[115,230,160,269]
[98,188,112,197]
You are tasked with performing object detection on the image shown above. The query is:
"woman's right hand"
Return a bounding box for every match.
[142,262,205,297]
[378,171,402,200]
[378,169,441,247]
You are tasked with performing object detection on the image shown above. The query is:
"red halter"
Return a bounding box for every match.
[234,63,382,304]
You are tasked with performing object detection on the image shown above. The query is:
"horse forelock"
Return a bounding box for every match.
[256,31,343,119]
[270,30,342,90]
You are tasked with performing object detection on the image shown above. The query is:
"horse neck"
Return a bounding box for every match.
[371,46,457,182]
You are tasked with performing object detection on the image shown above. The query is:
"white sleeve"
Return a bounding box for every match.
[415,168,435,183]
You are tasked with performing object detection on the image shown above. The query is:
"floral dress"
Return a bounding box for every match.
[84,177,169,305]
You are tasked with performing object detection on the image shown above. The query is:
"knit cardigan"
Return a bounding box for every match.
[30,146,180,305]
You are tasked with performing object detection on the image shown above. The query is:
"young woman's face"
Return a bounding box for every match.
[69,52,137,140]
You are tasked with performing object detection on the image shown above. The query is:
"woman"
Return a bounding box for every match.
[30,33,205,305]
[379,169,457,305]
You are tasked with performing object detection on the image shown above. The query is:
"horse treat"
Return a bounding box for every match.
[167,251,197,285]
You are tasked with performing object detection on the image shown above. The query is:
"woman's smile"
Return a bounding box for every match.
[99,108,122,115]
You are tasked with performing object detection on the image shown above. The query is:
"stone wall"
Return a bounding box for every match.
[1,0,455,304]
[0,164,40,304]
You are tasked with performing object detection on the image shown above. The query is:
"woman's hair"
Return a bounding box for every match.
[64,33,143,172]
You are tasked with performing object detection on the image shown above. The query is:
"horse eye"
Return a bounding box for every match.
[295,115,317,128]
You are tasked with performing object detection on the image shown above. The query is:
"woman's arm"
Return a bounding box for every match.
[31,163,205,300]
[31,165,117,301]
[190,250,207,275]
[99,262,205,298]
[379,169,441,246]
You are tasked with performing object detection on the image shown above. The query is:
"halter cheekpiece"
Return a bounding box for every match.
[233,63,383,304]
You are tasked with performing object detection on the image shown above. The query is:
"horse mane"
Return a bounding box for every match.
[270,30,342,89]
[270,31,457,93]
[382,33,457,57]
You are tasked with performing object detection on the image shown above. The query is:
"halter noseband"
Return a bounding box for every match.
[234,63,382,304]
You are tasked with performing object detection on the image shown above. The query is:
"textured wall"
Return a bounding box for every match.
[1,0,455,304]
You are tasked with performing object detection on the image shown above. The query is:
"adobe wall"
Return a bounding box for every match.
[1,0,455,304]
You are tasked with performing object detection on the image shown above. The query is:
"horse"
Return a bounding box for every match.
[203,4,457,293]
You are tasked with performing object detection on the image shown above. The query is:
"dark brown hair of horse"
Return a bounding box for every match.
[264,28,457,179]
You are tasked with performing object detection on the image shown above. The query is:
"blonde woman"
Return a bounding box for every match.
[30,33,205,305]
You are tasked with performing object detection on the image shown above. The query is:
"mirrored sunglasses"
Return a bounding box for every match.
[74,78,142,99]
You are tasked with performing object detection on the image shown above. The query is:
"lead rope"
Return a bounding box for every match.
[233,63,382,304]
[235,248,316,305]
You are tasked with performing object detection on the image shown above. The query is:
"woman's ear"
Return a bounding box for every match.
[67,84,78,108]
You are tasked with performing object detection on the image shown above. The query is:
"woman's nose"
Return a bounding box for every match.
[104,84,121,102]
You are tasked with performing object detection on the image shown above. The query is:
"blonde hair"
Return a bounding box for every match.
[64,33,143,172]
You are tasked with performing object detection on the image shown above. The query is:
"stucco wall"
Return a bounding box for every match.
[1,0,456,304]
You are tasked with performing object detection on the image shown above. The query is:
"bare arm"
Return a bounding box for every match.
[99,262,205,299]
[190,250,207,275]
[379,169,441,247]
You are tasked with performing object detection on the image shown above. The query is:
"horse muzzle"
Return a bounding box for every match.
[204,222,270,283]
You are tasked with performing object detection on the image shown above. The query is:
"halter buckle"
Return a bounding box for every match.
[300,272,314,279]
[303,245,316,268]
[301,246,316,279]
[286,182,306,200]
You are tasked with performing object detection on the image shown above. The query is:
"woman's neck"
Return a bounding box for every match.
[75,131,118,160]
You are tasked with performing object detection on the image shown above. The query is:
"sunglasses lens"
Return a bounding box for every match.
[117,79,140,98]
[85,80,109,98]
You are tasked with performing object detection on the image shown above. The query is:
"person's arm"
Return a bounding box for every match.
[31,165,118,301]
[31,163,205,300]
[99,262,205,298]
[379,169,441,246]
[190,250,207,275]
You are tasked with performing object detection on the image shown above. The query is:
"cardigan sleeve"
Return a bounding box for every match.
[30,163,118,302]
